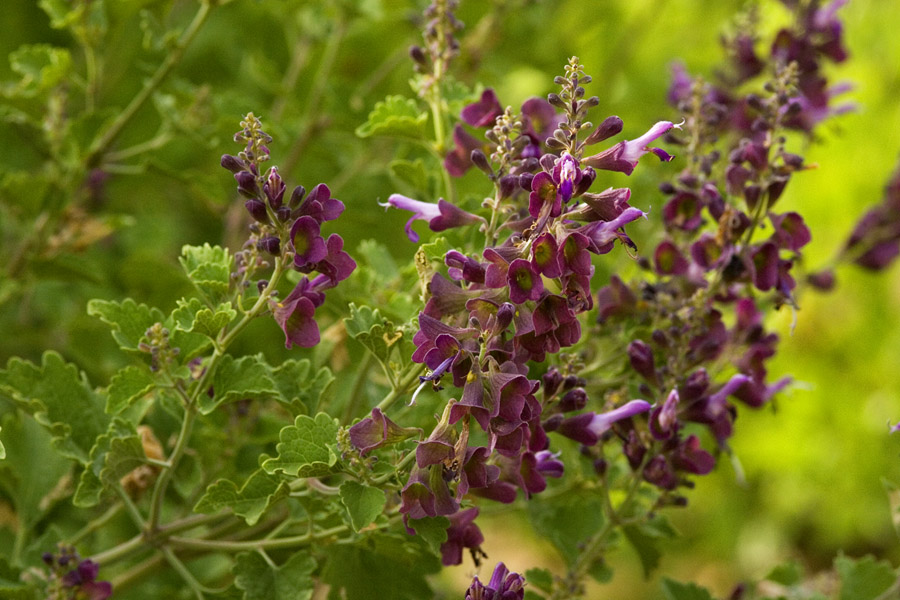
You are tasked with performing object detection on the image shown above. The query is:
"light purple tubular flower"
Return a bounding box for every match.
[555,400,652,446]
[465,562,525,600]
[583,121,680,175]
[462,89,503,127]
[380,194,481,242]
[890,421,900,434]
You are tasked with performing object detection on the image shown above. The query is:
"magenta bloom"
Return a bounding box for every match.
[462,89,503,127]
[507,259,544,304]
[554,399,652,445]
[583,121,680,175]
[272,277,326,348]
[380,194,481,242]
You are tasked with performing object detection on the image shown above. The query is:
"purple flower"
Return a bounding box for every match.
[462,89,503,127]
[61,560,112,600]
[552,399,651,445]
[553,152,582,204]
[465,562,525,600]
[507,259,544,304]
[294,183,344,224]
[272,277,325,348]
[380,194,482,242]
[440,507,485,566]
[290,216,327,269]
[349,408,420,456]
[583,121,680,175]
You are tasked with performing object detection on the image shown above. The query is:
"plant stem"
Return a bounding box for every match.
[341,352,375,424]
[375,363,424,412]
[90,534,147,566]
[68,503,124,545]
[147,403,198,532]
[85,0,213,167]
[168,524,349,553]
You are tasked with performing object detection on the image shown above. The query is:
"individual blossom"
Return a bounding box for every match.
[549,399,652,446]
[272,276,326,348]
[440,507,486,566]
[380,194,482,243]
[583,121,680,175]
[349,408,420,456]
[464,562,525,600]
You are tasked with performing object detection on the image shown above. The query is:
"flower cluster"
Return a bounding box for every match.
[221,114,355,347]
[367,57,678,563]
[41,546,112,600]
[571,0,849,497]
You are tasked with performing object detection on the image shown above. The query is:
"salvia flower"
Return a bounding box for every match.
[583,121,680,175]
[380,194,482,242]
[464,562,526,600]
[551,399,652,446]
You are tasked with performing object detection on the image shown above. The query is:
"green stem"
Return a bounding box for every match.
[147,403,197,532]
[116,486,148,531]
[160,546,207,600]
[341,352,375,424]
[104,131,173,163]
[375,364,424,412]
[85,0,213,167]
[90,534,147,566]
[68,503,124,546]
[168,524,349,553]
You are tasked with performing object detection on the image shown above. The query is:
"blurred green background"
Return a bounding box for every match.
[2,0,900,597]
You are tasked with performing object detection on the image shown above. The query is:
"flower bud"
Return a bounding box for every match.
[558,388,587,412]
[235,171,259,199]
[244,199,269,223]
[470,149,493,175]
[257,236,281,255]
[289,185,306,209]
[220,154,244,173]
[584,115,624,145]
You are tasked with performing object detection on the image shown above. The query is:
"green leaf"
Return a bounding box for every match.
[406,516,450,553]
[270,359,334,415]
[200,355,278,415]
[172,297,237,339]
[525,568,554,594]
[343,304,407,363]
[836,554,897,600]
[233,551,316,600]
[179,244,233,305]
[87,298,166,352]
[622,515,677,579]
[765,562,803,586]
[357,239,399,281]
[660,578,717,600]
[194,469,288,526]
[73,419,141,507]
[389,159,430,196]
[322,533,440,600]
[7,44,72,97]
[106,365,156,415]
[0,352,108,463]
[340,481,386,532]
[261,413,341,478]
[0,413,72,532]
[355,95,428,139]
[527,488,606,565]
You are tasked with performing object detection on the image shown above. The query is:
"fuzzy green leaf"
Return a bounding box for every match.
[88,298,166,352]
[179,244,233,305]
[0,352,108,463]
[356,239,399,281]
[233,551,316,600]
[106,365,156,414]
[200,354,278,414]
[765,562,803,586]
[0,414,72,532]
[527,488,606,566]
[525,568,554,594]
[261,413,341,478]
[389,159,430,197]
[661,578,717,600]
[270,359,334,415]
[73,419,141,507]
[172,297,237,338]
[836,554,897,600]
[343,304,407,363]
[406,516,450,553]
[322,533,440,600]
[355,95,427,139]
[340,481,386,532]
[194,469,288,526]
